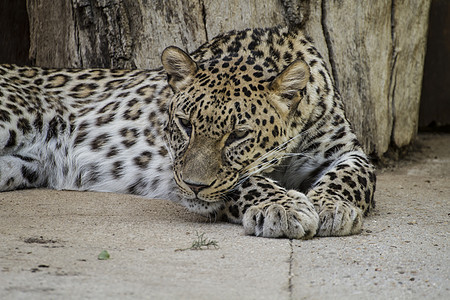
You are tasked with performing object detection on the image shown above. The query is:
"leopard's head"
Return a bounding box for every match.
[161,46,310,202]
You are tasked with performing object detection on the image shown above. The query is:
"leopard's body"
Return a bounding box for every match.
[0,66,177,200]
[0,26,375,238]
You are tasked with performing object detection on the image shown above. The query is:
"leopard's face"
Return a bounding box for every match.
[162,47,310,203]
[167,74,285,202]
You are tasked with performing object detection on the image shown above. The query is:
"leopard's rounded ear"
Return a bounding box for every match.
[161,46,198,92]
[269,60,310,100]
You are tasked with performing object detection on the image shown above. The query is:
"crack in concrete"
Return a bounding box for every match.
[288,239,294,299]
[320,0,339,90]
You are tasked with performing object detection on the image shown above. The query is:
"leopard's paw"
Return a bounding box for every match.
[242,190,319,239]
[317,200,363,236]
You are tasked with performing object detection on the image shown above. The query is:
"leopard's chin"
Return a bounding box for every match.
[179,196,225,216]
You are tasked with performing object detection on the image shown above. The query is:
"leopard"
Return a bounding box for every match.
[0,26,375,239]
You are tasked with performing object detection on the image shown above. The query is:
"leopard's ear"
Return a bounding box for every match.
[269,60,310,110]
[161,46,198,92]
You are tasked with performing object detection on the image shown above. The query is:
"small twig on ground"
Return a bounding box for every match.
[175,232,219,251]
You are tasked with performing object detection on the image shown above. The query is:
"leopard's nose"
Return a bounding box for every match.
[183,181,208,195]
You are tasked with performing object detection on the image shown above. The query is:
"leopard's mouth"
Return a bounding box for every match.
[174,171,240,204]
[176,181,223,203]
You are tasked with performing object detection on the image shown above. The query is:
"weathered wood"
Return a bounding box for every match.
[126,0,206,68]
[390,0,431,147]
[27,1,78,67]
[319,1,394,155]
[25,0,431,157]
[202,0,286,39]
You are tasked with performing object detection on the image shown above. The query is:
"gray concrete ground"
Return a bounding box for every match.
[0,133,449,299]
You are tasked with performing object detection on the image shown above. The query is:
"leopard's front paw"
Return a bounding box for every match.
[317,200,363,236]
[242,190,319,239]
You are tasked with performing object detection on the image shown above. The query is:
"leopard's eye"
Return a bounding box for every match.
[180,117,190,128]
[234,128,249,138]
[177,116,192,136]
[225,128,251,146]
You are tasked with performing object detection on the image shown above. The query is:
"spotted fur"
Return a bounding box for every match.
[0,26,375,238]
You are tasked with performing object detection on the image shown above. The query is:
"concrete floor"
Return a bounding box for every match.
[0,133,449,299]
